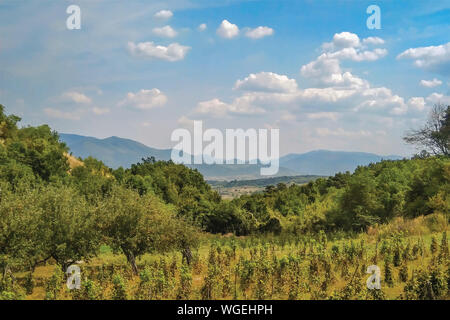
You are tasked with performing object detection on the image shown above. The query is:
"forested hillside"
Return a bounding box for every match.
[0,104,448,300]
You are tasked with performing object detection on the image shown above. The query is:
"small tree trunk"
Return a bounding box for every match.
[125,251,138,275]
[182,246,193,266]
[59,259,75,275]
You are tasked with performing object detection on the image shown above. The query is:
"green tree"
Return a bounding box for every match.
[101,186,199,275]
[34,185,101,272]
[0,105,20,142]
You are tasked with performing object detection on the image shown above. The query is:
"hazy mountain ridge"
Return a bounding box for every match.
[60,134,172,169]
[279,150,403,176]
[60,133,403,179]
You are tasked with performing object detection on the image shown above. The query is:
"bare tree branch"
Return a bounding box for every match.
[403,104,449,156]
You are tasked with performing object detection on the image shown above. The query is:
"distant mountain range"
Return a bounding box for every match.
[59,133,404,179]
[60,134,172,168]
[279,150,403,176]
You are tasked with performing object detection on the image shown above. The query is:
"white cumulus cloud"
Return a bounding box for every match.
[194,98,265,118]
[190,32,436,129]
[154,10,173,19]
[320,32,387,62]
[300,55,369,88]
[300,32,387,87]
[407,97,426,112]
[194,99,229,118]
[234,72,297,93]
[420,78,442,88]
[327,47,388,62]
[245,26,274,39]
[362,37,385,46]
[127,42,190,62]
[216,20,239,39]
[397,42,450,75]
[198,23,207,32]
[152,25,177,38]
[61,91,92,104]
[426,92,450,105]
[322,32,361,51]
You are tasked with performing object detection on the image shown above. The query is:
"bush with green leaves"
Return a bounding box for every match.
[72,279,102,300]
[45,265,64,300]
[176,263,192,300]
[404,266,448,300]
[111,274,128,300]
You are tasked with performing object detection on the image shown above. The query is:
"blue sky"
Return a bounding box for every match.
[0,0,449,156]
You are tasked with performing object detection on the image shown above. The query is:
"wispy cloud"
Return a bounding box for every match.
[61,91,92,104]
[44,108,82,120]
[420,78,442,88]
[118,89,168,110]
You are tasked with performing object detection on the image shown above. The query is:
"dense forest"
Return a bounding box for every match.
[0,104,448,300]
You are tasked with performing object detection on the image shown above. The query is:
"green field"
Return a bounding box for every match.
[20,224,449,300]
[209,175,324,199]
